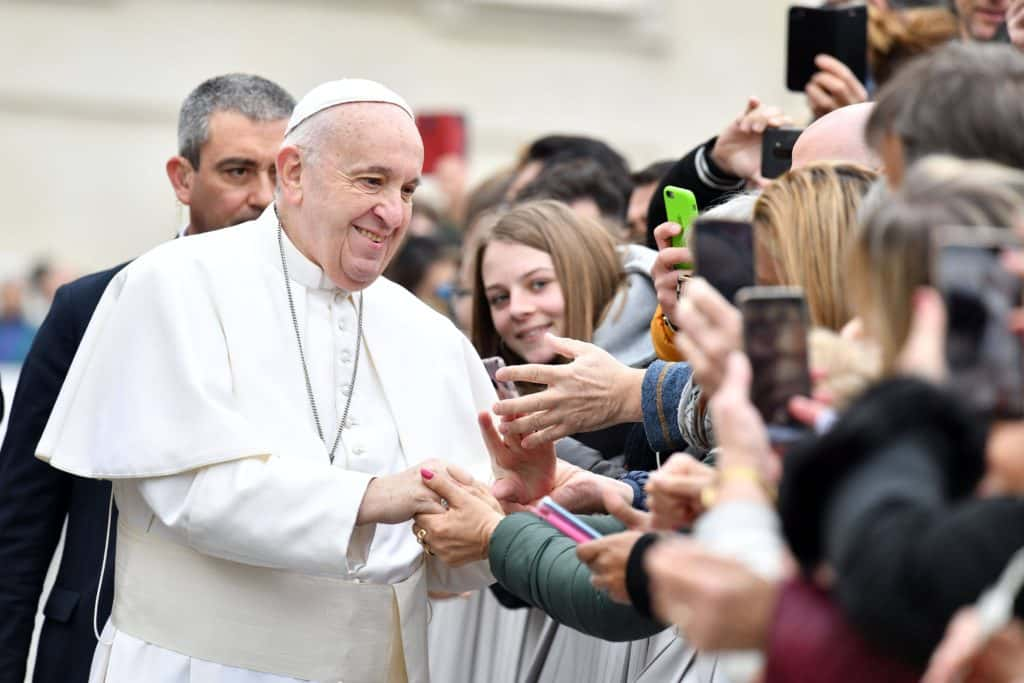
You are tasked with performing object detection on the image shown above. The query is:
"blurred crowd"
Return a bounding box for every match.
[0,262,76,365]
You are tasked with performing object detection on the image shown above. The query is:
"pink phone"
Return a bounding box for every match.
[482,356,520,400]
[532,497,602,543]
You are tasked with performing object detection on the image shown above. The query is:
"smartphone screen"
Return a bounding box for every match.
[692,219,756,303]
[786,5,868,92]
[738,287,812,443]
[482,356,520,400]
[761,128,803,180]
[935,244,1024,417]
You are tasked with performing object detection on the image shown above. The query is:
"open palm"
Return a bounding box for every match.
[477,412,556,510]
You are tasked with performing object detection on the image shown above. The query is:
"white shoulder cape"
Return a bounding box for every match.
[37,210,497,481]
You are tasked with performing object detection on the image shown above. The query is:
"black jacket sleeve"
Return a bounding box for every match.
[0,286,81,681]
[779,377,1024,667]
[644,136,745,249]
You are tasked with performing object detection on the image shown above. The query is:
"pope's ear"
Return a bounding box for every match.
[277,145,304,205]
[166,156,195,206]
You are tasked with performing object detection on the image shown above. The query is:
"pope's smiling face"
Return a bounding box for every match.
[281,102,423,291]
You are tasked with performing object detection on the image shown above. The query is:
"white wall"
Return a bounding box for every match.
[0,0,808,273]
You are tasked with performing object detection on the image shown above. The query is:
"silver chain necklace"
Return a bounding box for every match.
[277,219,363,465]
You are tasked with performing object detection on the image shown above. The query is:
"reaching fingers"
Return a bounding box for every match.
[648,472,709,499]
[477,411,509,457]
[804,81,837,117]
[708,352,753,416]
[493,391,556,417]
[656,247,692,272]
[500,411,553,438]
[575,537,602,564]
[544,333,589,361]
[420,467,466,506]
[603,488,650,530]
[654,222,682,251]
[521,425,569,450]
[814,54,867,101]
[446,462,475,486]
[687,279,741,335]
[495,362,561,387]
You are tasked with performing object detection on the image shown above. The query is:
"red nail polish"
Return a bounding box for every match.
[420,468,435,480]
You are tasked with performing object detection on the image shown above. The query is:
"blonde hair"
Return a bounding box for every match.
[849,155,1024,373]
[753,163,878,331]
[471,200,625,364]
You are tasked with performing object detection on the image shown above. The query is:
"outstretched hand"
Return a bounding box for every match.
[492,334,644,448]
[674,278,743,401]
[645,454,715,530]
[479,411,556,510]
[646,537,779,651]
[576,489,653,604]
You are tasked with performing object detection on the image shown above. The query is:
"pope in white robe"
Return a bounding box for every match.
[35,80,505,683]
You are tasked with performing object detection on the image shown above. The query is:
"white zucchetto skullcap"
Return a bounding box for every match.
[285,79,414,136]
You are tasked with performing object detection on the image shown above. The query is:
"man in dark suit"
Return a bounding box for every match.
[0,73,293,683]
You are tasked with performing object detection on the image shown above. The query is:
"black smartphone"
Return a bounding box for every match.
[482,356,520,401]
[761,128,803,179]
[737,286,812,444]
[786,5,868,92]
[933,229,1024,418]
[691,219,756,304]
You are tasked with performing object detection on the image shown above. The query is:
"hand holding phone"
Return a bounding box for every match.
[737,286,812,444]
[760,128,803,180]
[663,186,699,270]
[532,496,603,544]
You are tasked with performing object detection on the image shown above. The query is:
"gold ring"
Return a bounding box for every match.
[416,528,428,543]
[675,273,691,299]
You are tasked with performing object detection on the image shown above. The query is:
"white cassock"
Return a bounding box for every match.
[36,205,497,683]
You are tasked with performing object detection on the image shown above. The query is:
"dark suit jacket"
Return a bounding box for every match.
[0,263,126,683]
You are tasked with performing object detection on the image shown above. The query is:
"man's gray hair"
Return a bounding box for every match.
[178,74,295,168]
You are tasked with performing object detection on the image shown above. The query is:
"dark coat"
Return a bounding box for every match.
[0,263,126,683]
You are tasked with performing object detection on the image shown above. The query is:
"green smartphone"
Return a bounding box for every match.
[663,185,699,270]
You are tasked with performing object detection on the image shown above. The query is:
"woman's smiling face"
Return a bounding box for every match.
[481,240,565,363]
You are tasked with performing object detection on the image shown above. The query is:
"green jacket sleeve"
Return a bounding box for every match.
[488,512,666,642]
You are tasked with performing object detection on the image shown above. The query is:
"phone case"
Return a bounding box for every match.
[737,286,812,443]
[482,356,520,400]
[786,5,868,92]
[933,238,1024,418]
[760,128,803,180]
[533,506,598,544]
[663,185,699,271]
[539,496,603,540]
